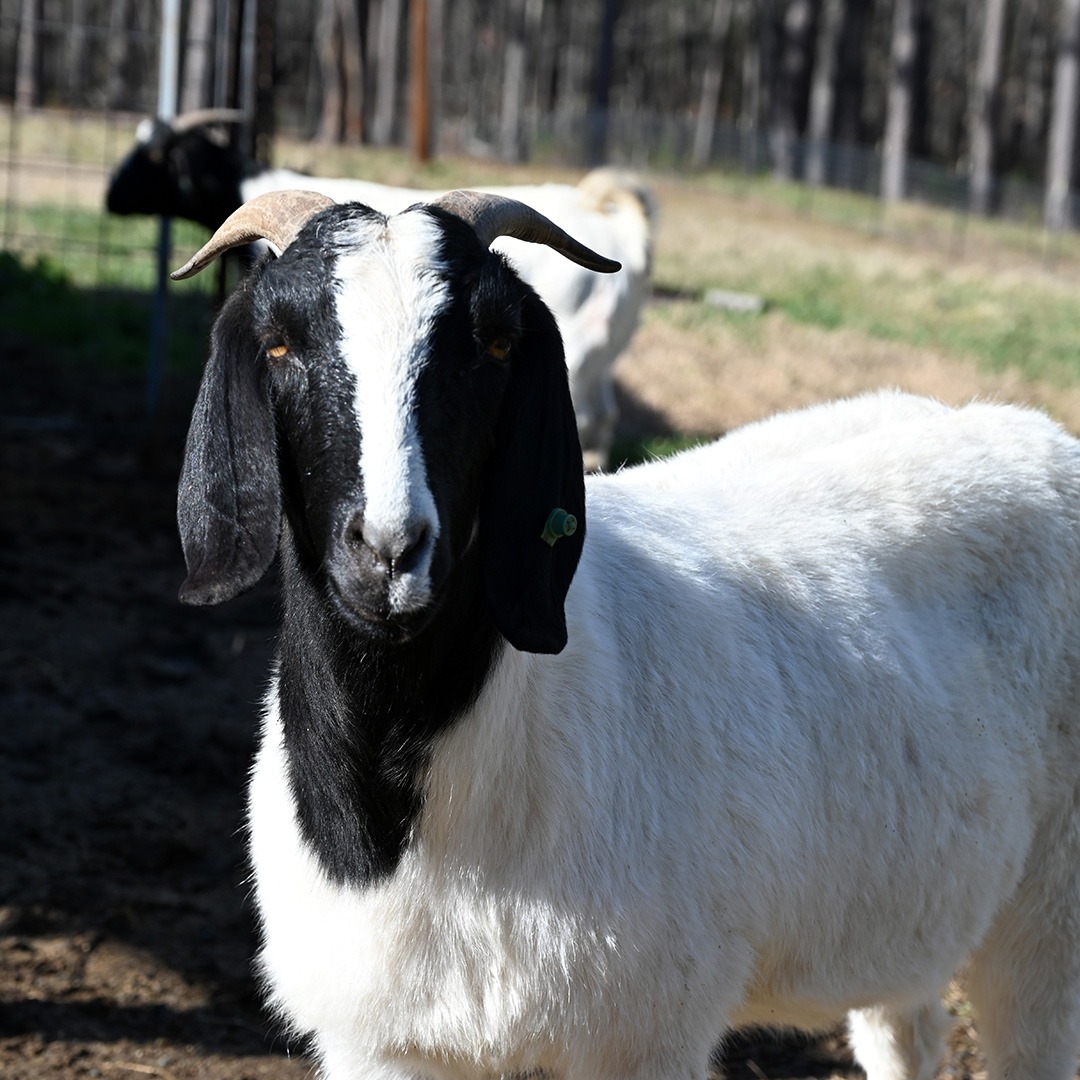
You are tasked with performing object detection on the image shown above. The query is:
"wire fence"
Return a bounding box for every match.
[2,4,1080,292]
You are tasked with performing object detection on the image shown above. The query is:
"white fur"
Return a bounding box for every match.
[242,167,653,469]
[250,393,1080,1080]
[333,212,447,610]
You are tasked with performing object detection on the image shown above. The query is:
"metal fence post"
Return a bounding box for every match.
[147,0,181,421]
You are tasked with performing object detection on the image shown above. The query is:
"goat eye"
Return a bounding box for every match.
[265,343,290,360]
[485,338,512,361]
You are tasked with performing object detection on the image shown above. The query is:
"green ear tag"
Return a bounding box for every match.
[541,508,578,547]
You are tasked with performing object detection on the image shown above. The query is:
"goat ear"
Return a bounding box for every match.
[177,296,281,605]
[480,298,585,654]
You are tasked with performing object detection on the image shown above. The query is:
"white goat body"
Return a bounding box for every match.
[172,190,1080,1080]
[249,394,1080,1080]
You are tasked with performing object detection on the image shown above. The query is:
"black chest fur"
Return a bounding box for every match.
[277,553,502,887]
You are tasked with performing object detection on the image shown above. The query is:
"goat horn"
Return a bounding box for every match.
[171,189,336,280]
[169,108,247,133]
[432,190,621,274]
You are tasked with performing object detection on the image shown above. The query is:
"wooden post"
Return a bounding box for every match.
[410,0,431,162]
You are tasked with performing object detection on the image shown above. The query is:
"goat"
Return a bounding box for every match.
[173,188,1080,1080]
[107,111,654,468]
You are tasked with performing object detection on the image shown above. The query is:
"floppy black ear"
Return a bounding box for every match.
[479,296,586,654]
[177,288,281,605]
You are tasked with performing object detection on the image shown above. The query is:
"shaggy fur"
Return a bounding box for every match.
[177,199,1080,1080]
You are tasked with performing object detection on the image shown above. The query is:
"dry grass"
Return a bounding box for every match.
[616,174,1080,440]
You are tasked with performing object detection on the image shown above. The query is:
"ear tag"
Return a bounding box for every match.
[541,508,578,547]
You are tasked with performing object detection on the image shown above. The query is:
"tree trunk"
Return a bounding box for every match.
[499,0,529,161]
[740,0,764,169]
[773,0,812,181]
[968,0,1006,215]
[691,0,733,168]
[105,0,132,109]
[586,0,624,166]
[339,0,366,142]
[805,0,844,186]
[882,0,918,202]
[1044,0,1080,232]
[15,0,38,112]
[555,0,589,151]
[1018,0,1050,178]
[181,0,215,112]
[427,0,444,155]
[371,0,403,145]
[315,0,343,141]
[410,0,431,160]
[67,0,88,106]
[833,0,868,146]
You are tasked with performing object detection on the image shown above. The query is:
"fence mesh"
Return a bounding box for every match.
[1,2,1078,291]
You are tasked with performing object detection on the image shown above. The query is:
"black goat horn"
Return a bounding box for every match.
[171,190,336,280]
[432,190,621,274]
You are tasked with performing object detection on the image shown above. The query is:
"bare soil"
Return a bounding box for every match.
[0,295,1034,1079]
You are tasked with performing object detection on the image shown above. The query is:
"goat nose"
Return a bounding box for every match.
[346,514,431,577]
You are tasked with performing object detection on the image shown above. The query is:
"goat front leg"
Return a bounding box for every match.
[847,999,951,1080]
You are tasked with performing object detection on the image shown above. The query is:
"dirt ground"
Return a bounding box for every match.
[1,289,1036,1079]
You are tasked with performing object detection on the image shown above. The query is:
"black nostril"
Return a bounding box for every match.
[345,514,430,578]
[392,524,430,576]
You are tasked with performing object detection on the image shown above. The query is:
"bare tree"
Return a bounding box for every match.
[968,0,1007,215]
[555,0,590,151]
[181,0,216,112]
[499,0,529,161]
[340,0,366,142]
[833,0,869,149]
[773,0,813,181]
[1016,0,1052,178]
[67,0,88,106]
[315,0,345,141]
[410,0,430,160]
[427,0,444,155]
[740,0,765,168]
[882,0,920,202]
[105,0,133,109]
[805,0,845,186]
[1045,0,1080,231]
[313,0,365,143]
[586,0,624,165]
[15,0,38,112]
[691,0,734,168]
[371,0,403,145]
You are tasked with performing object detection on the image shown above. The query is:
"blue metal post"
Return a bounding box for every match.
[147,0,181,419]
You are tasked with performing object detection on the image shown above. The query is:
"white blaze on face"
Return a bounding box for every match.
[332,210,449,612]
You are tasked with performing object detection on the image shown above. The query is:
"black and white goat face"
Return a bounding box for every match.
[174,191,619,654]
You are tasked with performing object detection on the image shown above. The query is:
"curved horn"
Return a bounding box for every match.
[431,190,621,274]
[171,189,336,280]
[169,108,247,134]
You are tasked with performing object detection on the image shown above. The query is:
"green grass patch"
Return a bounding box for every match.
[0,251,212,376]
[609,434,707,471]
[766,261,1080,384]
[7,203,212,291]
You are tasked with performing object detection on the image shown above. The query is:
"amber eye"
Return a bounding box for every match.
[486,337,512,361]
[265,343,290,360]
